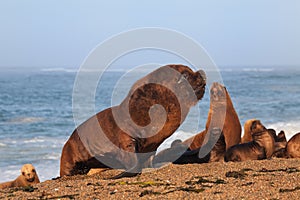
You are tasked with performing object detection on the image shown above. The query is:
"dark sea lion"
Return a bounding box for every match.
[271,130,288,158]
[60,64,206,177]
[183,82,241,151]
[286,132,300,158]
[224,120,275,162]
[150,128,225,166]
[0,164,40,189]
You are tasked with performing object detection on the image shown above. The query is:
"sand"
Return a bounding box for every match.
[1,158,300,199]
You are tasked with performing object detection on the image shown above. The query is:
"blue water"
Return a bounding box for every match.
[1,67,300,182]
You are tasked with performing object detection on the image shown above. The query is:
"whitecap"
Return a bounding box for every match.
[7,117,45,124]
[41,68,77,73]
[243,68,274,72]
[42,153,60,160]
[23,138,45,143]
[266,121,300,140]
[0,143,7,147]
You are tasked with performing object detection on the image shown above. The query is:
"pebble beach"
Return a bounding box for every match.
[1,158,300,199]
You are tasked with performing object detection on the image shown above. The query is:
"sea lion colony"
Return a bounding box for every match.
[1,64,300,189]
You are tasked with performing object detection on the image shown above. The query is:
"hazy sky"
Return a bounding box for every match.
[0,0,299,69]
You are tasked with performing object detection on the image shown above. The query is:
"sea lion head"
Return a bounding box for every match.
[250,120,266,134]
[21,164,37,182]
[276,131,287,143]
[210,82,227,103]
[187,69,207,101]
[170,65,206,103]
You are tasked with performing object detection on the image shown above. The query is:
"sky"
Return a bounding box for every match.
[0,0,299,70]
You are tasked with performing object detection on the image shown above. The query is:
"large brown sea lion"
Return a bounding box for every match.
[150,128,226,166]
[224,120,275,162]
[286,132,300,158]
[0,164,40,189]
[183,82,241,151]
[60,64,206,177]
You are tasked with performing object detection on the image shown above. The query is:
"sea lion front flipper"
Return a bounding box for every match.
[111,171,141,179]
[151,143,190,167]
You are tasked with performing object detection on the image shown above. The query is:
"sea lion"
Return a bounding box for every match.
[241,119,258,143]
[224,120,275,162]
[183,82,241,151]
[60,64,206,177]
[175,127,226,163]
[286,132,300,158]
[271,130,288,158]
[150,128,225,166]
[0,164,40,189]
[242,120,287,158]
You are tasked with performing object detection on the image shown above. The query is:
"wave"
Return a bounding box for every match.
[0,143,7,147]
[23,138,46,143]
[41,68,77,73]
[6,117,45,124]
[242,68,274,72]
[42,152,61,160]
[266,121,300,140]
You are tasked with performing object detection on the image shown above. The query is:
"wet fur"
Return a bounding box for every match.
[60,65,206,177]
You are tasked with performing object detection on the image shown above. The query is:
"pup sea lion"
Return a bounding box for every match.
[183,82,241,151]
[150,128,225,166]
[60,64,206,177]
[286,132,300,158]
[224,120,275,162]
[0,164,40,189]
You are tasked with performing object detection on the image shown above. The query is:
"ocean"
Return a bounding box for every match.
[1,67,300,182]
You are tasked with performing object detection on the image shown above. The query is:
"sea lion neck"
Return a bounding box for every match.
[252,130,275,158]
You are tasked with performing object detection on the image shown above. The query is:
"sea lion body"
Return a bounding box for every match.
[150,128,225,166]
[225,120,275,162]
[0,164,40,189]
[286,132,300,158]
[60,65,206,177]
[183,82,241,151]
[174,128,226,164]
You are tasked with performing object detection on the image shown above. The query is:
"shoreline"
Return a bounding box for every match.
[1,158,300,199]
